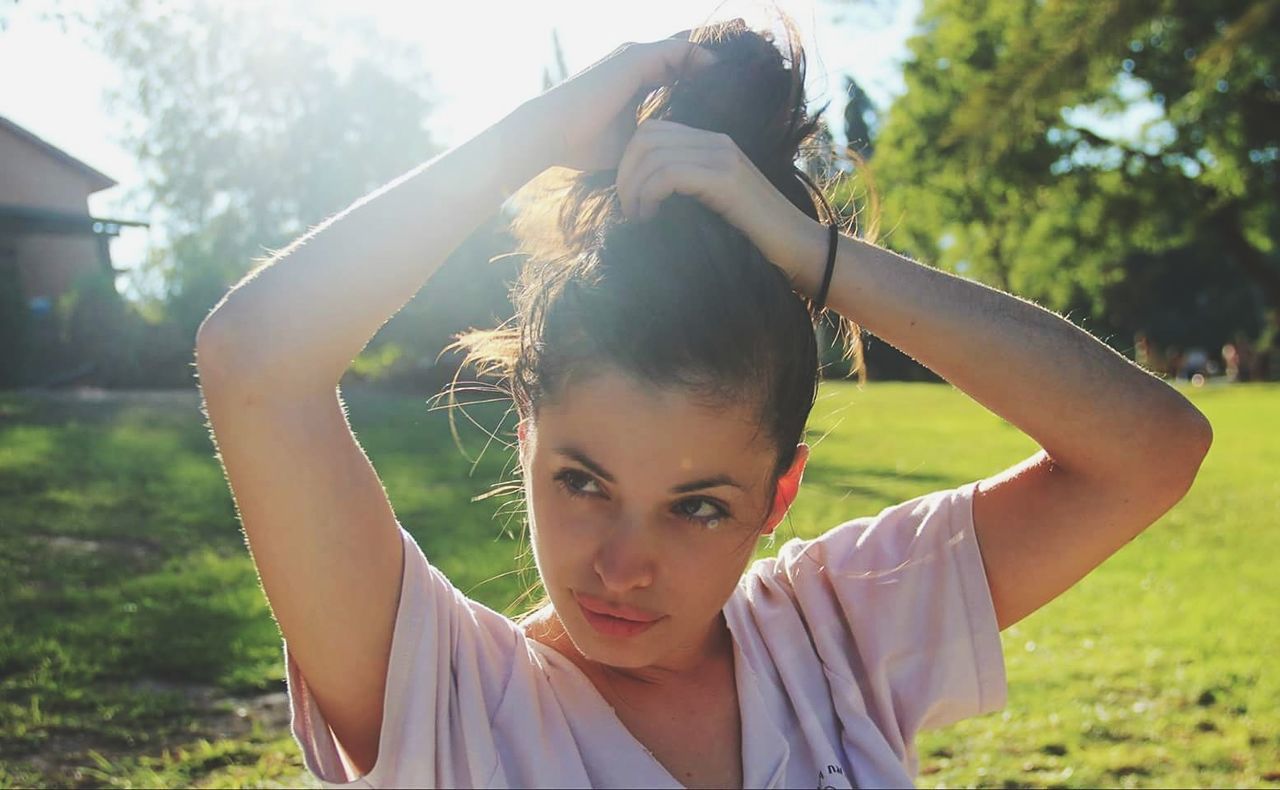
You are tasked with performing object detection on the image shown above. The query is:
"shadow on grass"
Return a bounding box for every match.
[800,461,950,500]
[0,388,530,784]
[0,391,286,784]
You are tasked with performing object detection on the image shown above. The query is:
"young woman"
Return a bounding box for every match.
[195,18,1212,789]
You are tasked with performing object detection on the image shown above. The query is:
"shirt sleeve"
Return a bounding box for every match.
[284,522,524,788]
[774,480,1007,742]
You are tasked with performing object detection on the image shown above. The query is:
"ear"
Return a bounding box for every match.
[762,443,809,536]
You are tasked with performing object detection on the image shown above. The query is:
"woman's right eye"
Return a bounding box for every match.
[554,469,603,496]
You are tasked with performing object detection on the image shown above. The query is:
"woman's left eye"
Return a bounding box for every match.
[674,498,728,526]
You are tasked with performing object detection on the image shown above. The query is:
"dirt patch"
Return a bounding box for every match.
[17,388,201,405]
[122,678,292,740]
[6,679,296,788]
[206,690,293,738]
[37,534,160,562]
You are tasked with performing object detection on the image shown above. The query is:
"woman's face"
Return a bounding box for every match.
[519,369,807,673]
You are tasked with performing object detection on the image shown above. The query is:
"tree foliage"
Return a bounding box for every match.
[871,0,1279,345]
[92,1,444,340]
[843,75,877,159]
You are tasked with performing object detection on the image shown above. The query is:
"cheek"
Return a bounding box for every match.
[526,481,596,568]
[660,531,756,597]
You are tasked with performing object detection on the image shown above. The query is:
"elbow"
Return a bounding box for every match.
[194,313,234,374]
[1155,409,1213,501]
[195,309,334,395]
[1178,406,1213,470]
[1187,408,1214,458]
[194,310,258,381]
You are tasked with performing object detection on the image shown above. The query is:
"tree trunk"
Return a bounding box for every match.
[1212,203,1280,337]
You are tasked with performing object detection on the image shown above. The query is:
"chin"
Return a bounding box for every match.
[568,629,653,668]
[559,604,661,666]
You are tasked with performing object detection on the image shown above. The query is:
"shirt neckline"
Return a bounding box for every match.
[523,587,790,788]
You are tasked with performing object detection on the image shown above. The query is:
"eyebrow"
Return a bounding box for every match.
[553,446,746,493]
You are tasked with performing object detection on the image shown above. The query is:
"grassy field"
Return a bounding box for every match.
[0,381,1276,788]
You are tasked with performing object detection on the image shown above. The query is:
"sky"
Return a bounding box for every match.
[0,0,921,291]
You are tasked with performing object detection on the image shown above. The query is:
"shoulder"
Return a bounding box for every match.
[758,481,980,584]
[728,480,1006,750]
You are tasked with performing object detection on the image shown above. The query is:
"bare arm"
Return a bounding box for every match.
[194,38,718,777]
[784,226,1212,628]
[193,94,559,782]
[195,98,553,385]
[197,35,716,381]
[603,113,1213,632]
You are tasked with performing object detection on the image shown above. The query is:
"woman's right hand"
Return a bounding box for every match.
[524,32,719,172]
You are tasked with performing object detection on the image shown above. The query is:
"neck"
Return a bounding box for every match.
[602,612,734,688]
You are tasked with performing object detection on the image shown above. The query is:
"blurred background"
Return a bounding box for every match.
[4,0,1276,390]
[0,0,1276,787]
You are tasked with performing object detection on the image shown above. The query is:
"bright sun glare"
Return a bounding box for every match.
[0,0,917,298]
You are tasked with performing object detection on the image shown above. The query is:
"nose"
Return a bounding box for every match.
[592,516,655,593]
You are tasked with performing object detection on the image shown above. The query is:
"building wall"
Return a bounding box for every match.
[0,123,109,304]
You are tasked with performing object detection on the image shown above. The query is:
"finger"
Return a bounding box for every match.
[615,120,681,211]
[622,142,728,219]
[617,120,721,189]
[634,159,722,221]
[620,135,732,221]
[616,120,693,205]
[629,154,725,221]
[617,123,722,216]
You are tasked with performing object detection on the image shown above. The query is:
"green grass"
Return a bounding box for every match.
[0,382,1275,788]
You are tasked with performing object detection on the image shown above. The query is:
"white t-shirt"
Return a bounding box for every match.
[286,479,1007,788]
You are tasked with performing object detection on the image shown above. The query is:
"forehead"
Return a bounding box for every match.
[530,370,773,483]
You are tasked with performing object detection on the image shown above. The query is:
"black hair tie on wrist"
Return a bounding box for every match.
[814,221,838,314]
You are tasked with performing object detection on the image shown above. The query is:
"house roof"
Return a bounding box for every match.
[0,114,117,193]
[0,204,148,236]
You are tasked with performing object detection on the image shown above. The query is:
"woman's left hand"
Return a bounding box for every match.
[614,119,821,288]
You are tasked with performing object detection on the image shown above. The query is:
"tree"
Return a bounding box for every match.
[843,75,876,159]
[869,0,1279,348]
[0,1,86,33]
[91,1,444,343]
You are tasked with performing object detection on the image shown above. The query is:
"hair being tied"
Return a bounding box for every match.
[453,15,867,484]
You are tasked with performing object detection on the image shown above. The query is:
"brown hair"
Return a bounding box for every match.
[449,15,870,618]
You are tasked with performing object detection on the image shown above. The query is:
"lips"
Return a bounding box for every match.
[572,591,665,638]
[573,591,663,622]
